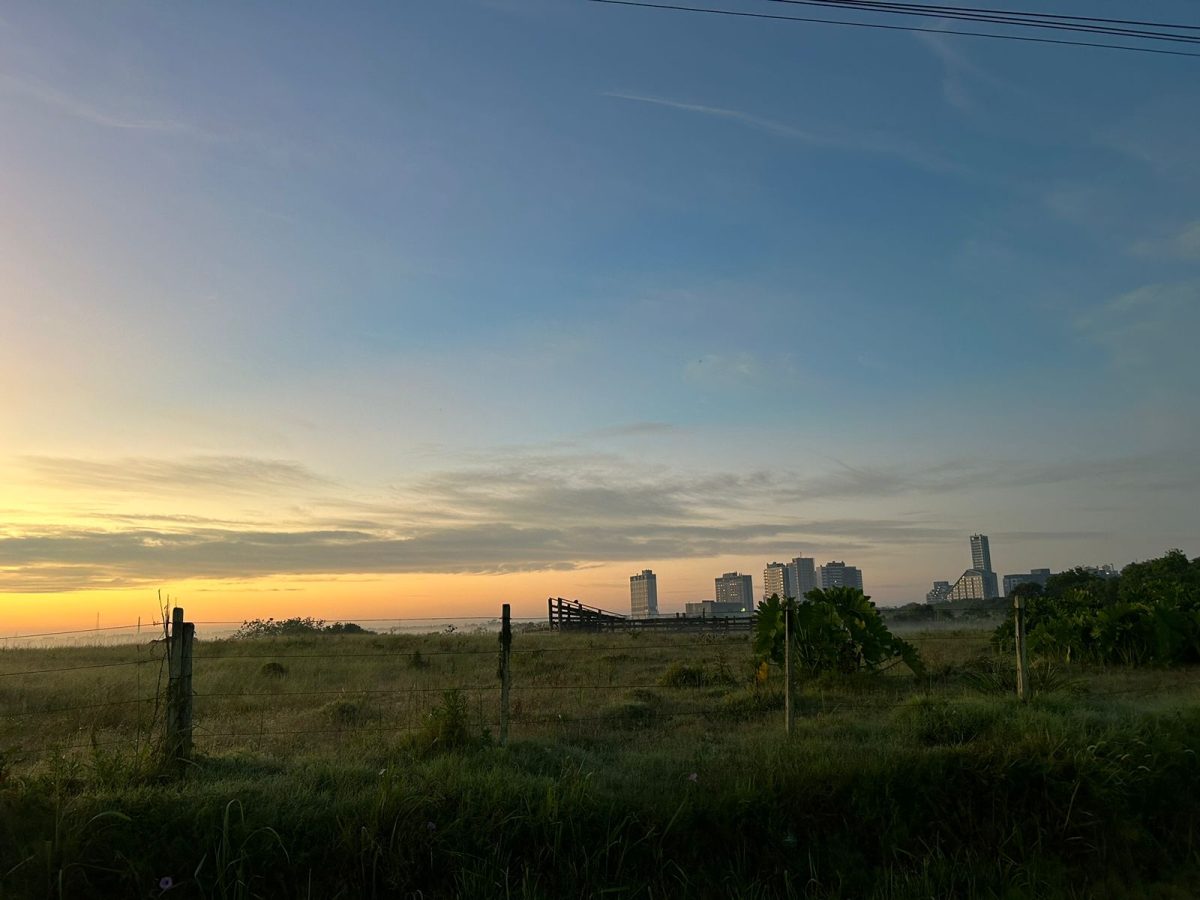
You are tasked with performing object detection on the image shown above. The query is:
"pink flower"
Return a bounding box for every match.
[687,772,699,783]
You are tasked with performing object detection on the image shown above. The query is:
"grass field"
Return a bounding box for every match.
[2,625,1200,898]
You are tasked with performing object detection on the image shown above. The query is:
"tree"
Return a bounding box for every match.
[754,587,924,679]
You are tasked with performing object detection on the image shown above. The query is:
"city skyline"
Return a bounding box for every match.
[2,2,1197,632]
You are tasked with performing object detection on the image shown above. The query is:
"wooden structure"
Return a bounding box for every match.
[547,598,753,633]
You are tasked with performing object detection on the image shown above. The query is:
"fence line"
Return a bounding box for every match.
[5,603,1197,774]
[0,696,161,720]
[0,623,148,641]
[0,658,160,679]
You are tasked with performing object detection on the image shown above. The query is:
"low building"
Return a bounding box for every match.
[926,581,953,605]
[684,600,753,618]
[1002,568,1052,596]
[949,568,999,601]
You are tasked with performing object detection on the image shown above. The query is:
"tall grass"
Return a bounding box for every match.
[2,629,1199,897]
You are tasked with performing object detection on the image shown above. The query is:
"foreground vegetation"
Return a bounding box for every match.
[2,626,1199,898]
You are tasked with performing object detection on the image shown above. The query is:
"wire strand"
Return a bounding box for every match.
[587,0,1200,58]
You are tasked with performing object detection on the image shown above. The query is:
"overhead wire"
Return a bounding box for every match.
[764,0,1200,43]
[586,0,1200,57]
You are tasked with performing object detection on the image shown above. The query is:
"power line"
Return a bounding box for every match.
[766,0,1200,45]
[587,0,1200,57]
[773,0,1200,32]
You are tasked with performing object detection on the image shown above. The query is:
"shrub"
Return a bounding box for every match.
[259,662,288,678]
[408,650,431,670]
[755,588,925,679]
[415,689,478,753]
[233,618,375,639]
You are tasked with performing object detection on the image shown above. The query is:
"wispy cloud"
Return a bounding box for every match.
[19,455,334,496]
[0,446,1171,592]
[1075,280,1200,376]
[1130,221,1200,262]
[795,455,1183,500]
[602,91,965,175]
[0,73,217,138]
[580,422,677,440]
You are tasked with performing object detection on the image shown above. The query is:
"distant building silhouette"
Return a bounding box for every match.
[817,561,864,592]
[926,580,953,604]
[788,556,818,598]
[763,561,792,601]
[714,572,754,612]
[951,534,999,600]
[684,600,752,618]
[630,569,658,617]
[1002,568,1052,596]
[970,534,993,574]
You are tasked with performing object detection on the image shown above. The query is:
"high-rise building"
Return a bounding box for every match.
[787,556,818,599]
[630,569,658,618]
[947,534,999,600]
[763,562,792,601]
[714,572,754,612]
[817,561,864,592]
[970,534,993,574]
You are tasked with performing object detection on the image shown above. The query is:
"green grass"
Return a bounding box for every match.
[2,629,1200,898]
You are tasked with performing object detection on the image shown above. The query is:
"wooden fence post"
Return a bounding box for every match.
[784,601,794,736]
[1014,595,1031,702]
[166,606,195,772]
[499,604,512,746]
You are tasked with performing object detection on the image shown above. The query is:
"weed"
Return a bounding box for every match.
[660,661,737,689]
[324,699,371,728]
[900,696,1002,745]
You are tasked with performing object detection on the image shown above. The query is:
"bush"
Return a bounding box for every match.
[259,662,288,678]
[755,588,925,678]
[413,689,481,753]
[233,618,375,639]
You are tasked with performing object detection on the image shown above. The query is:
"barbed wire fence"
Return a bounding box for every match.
[2,601,1194,775]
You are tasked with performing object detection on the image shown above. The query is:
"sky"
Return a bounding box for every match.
[2,0,1199,632]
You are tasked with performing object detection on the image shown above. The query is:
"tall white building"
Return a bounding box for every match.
[970,534,993,574]
[715,572,754,612]
[763,562,792,601]
[630,569,658,617]
[787,556,818,599]
[952,534,999,599]
[817,561,864,592]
